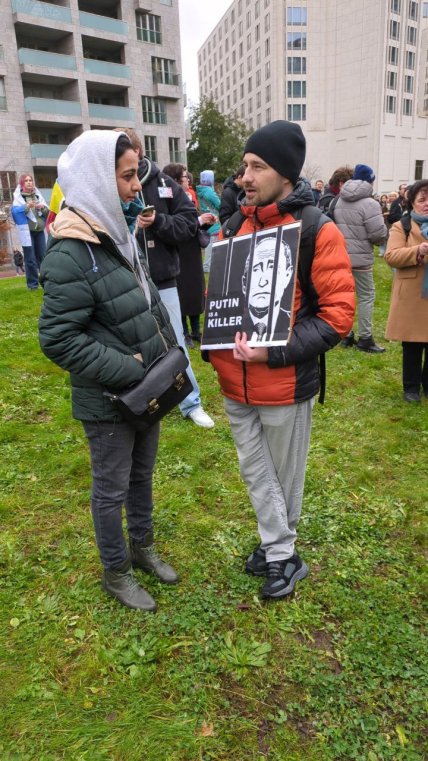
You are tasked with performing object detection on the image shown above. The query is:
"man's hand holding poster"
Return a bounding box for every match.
[201,221,301,349]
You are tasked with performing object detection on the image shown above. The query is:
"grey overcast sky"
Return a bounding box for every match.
[179,0,232,106]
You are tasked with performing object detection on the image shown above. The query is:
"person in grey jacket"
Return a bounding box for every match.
[334,164,387,353]
[39,130,180,612]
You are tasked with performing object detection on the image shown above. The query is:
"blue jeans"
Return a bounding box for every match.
[82,420,159,570]
[158,286,201,416]
[23,230,46,289]
[203,234,219,273]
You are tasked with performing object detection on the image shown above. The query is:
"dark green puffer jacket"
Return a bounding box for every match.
[39,213,175,422]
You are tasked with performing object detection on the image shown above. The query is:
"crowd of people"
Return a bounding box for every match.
[7,121,427,611]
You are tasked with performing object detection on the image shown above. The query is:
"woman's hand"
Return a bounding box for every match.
[232,332,268,363]
[200,212,216,226]
[136,212,156,229]
[418,242,428,257]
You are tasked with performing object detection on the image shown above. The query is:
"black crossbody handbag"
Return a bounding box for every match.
[104,346,191,431]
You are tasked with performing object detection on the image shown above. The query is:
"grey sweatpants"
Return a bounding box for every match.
[353,267,375,339]
[224,396,314,562]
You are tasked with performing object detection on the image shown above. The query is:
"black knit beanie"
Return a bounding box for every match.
[243,120,306,185]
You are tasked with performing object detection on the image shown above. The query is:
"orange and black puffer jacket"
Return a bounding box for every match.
[208,180,355,406]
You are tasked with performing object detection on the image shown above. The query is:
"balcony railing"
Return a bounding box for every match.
[11,0,72,23]
[30,143,68,159]
[84,58,131,79]
[79,10,127,35]
[19,48,77,71]
[88,103,134,121]
[24,97,81,116]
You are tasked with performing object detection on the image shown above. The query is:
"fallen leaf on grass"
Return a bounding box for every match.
[199,721,214,737]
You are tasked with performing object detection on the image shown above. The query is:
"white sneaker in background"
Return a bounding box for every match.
[187,407,215,429]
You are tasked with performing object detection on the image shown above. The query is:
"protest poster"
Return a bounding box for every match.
[201,221,301,349]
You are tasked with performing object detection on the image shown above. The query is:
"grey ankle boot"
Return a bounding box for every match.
[129,532,179,584]
[102,559,157,611]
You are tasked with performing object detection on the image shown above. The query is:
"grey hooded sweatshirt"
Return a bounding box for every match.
[334,180,387,268]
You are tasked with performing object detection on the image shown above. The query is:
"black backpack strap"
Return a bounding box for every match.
[292,205,330,405]
[222,210,246,238]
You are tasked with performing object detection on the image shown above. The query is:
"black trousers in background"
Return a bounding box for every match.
[402,342,428,393]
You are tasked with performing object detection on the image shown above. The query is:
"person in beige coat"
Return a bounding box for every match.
[384,180,428,402]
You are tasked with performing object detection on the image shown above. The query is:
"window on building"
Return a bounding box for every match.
[391,0,400,11]
[404,75,414,93]
[256,47,261,64]
[424,2,428,17]
[246,10,251,28]
[388,46,399,65]
[233,69,236,84]
[151,57,178,85]
[168,137,180,162]
[136,12,161,44]
[265,38,270,55]
[255,0,260,18]
[159,0,172,5]
[0,171,16,202]
[240,62,244,77]
[232,50,236,65]
[390,20,400,39]
[247,33,251,50]
[287,7,308,25]
[240,83,244,98]
[387,70,397,89]
[415,160,424,179]
[256,69,261,86]
[406,50,416,68]
[239,21,243,35]
[265,60,270,78]
[0,78,7,111]
[255,24,260,41]
[287,103,306,121]
[407,25,417,45]
[248,97,252,114]
[233,88,236,103]
[266,107,271,123]
[287,57,307,74]
[386,95,396,113]
[287,80,306,98]
[265,13,270,32]
[264,0,269,7]
[248,76,252,93]
[266,84,271,102]
[238,0,242,14]
[231,9,235,23]
[247,54,252,70]
[408,1,418,19]
[239,42,243,57]
[227,94,231,108]
[403,98,413,116]
[287,32,307,49]
[144,136,157,162]
[0,45,4,61]
[257,112,262,128]
[256,91,261,108]
[241,104,245,117]
[142,96,167,124]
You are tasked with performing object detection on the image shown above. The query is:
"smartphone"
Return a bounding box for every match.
[141,205,155,216]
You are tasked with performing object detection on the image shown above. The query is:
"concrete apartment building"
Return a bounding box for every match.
[198,0,428,190]
[0,0,186,203]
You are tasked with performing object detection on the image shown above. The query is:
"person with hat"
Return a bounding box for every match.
[206,120,355,600]
[334,164,388,353]
[196,170,221,273]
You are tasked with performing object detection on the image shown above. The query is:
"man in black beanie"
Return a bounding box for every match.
[208,120,355,600]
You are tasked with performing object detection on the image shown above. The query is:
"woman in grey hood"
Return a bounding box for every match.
[39,130,180,612]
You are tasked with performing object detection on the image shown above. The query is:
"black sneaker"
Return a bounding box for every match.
[340,331,354,348]
[261,554,309,599]
[245,545,268,576]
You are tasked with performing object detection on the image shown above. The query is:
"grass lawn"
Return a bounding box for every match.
[0,257,427,761]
